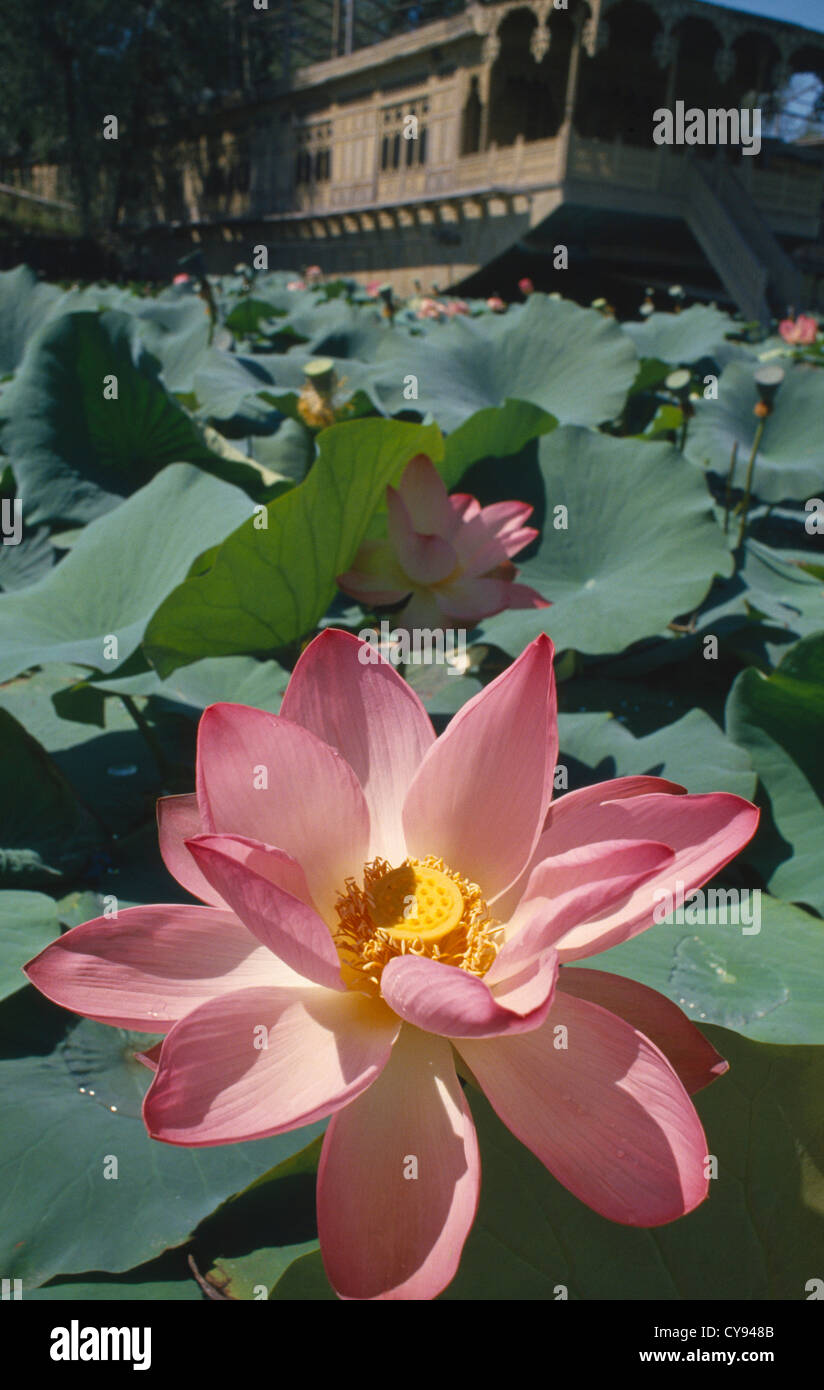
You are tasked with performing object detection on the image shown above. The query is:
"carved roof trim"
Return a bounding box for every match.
[598,0,824,52]
[288,0,824,93]
[291,12,477,91]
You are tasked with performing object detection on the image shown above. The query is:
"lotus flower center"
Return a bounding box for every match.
[371,864,463,941]
[333,854,501,994]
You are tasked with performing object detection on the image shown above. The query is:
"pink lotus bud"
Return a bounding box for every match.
[338,453,548,630]
[416,298,445,319]
[779,314,817,346]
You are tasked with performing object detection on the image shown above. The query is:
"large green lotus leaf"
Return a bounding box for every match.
[29,1273,201,1301]
[446,1036,824,1298]
[478,427,732,656]
[144,419,443,676]
[632,537,824,678]
[719,540,824,642]
[0,265,63,375]
[0,464,254,684]
[192,337,384,429]
[729,632,824,796]
[269,1030,824,1300]
[440,400,557,488]
[55,285,142,316]
[577,895,824,1045]
[214,277,305,318]
[726,634,824,913]
[557,707,756,800]
[40,1136,324,1302]
[270,1250,333,1299]
[0,310,220,524]
[89,654,291,714]
[249,418,315,485]
[0,988,324,1289]
[0,665,171,840]
[622,306,734,365]
[739,734,824,914]
[128,298,212,393]
[225,297,285,340]
[0,891,60,999]
[404,661,483,718]
[279,300,391,360]
[196,1139,322,1299]
[199,424,294,498]
[685,360,824,503]
[192,349,284,425]
[0,526,56,592]
[627,355,671,395]
[0,708,100,888]
[86,820,197,914]
[373,295,638,431]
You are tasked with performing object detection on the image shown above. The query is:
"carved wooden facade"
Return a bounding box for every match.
[141,0,824,315]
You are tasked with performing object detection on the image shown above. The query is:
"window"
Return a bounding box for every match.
[380,97,429,171]
[295,121,332,186]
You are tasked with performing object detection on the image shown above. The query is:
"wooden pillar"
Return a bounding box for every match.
[370,90,381,203]
[479,60,494,153]
[559,10,585,174]
[479,87,490,153]
[657,35,679,189]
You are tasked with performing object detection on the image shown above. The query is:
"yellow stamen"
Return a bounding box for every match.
[333,855,501,995]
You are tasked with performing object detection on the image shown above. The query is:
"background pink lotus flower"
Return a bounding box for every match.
[778,314,817,345]
[337,453,548,629]
[518,276,534,296]
[443,299,470,316]
[172,273,190,286]
[286,279,306,291]
[415,297,445,319]
[24,631,758,1300]
[487,294,506,312]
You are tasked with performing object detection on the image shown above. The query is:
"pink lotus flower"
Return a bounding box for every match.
[172,273,190,286]
[287,279,306,291]
[778,314,817,345]
[415,297,445,320]
[337,453,548,629]
[366,279,382,298]
[443,299,470,317]
[518,277,534,296]
[25,631,758,1300]
[487,294,506,312]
